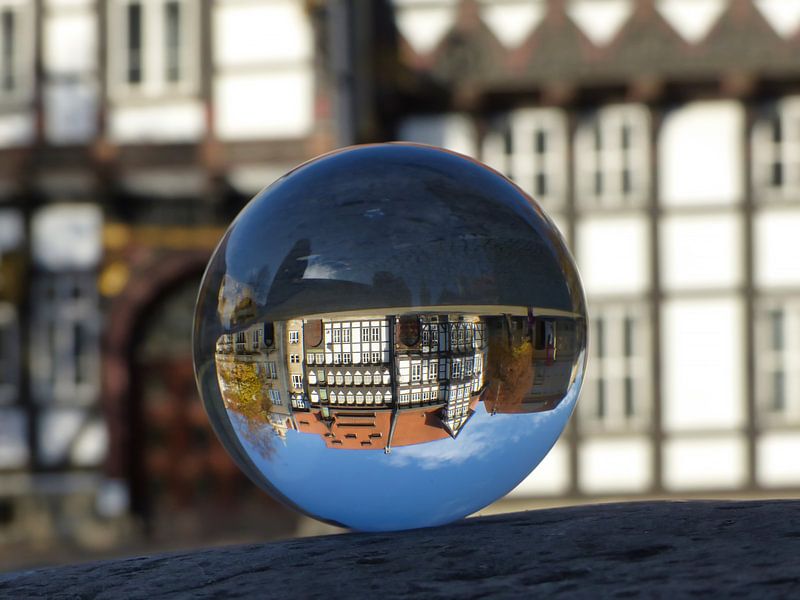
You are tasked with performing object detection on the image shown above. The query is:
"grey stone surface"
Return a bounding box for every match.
[1,500,799,598]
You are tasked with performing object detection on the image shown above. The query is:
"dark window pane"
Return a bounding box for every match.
[771,162,783,187]
[535,129,546,154]
[1,10,14,91]
[770,309,783,351]
[594,171,603,196]
[594,318,604,358]
[593,122,602,150]
[771,115,782,143]
[622,169,632,194]
[535,172,547,197]
[624,376,634,417]
[165,1,181,82]
[624,316,634,357]
[621,124,631,150]
[596,378,605,418]
[127,2,143,84]
[772,370,785,412]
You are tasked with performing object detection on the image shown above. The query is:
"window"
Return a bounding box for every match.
[411,392,421,402]
[451,359,462,379]
[333,352,341,364]
[291,374,302,389]
[326,371,335,385]
[346,391,354,404]
[361,327,370,342]
[344,371,352,385]
[307,353,314,365]
[307,370,317,385]
[371,351,380,364]
[354,372,363,385]
[383,370,390,384]
[429,360,438,381]
[290,354,300,364]
[269,389,281,405]
[342,328,351,343]
[356,391,364,404]
[333,328,341,343]
[335,372,344,386]
[371,327,380,342]
[343,352,351,364]
[365,391,373,404]
[0,1,32,103]
[411,362,422,382]
[110,0,198,97]
[0,303,19,404]
[753,97,800,201]
[268,361,277,379]
[400,393,409,404]
[581,304,650,430]
[363,371,372,385]
[30,273,100,405]
[575,104,650,208]
[482,109,567,210]
[757,300,800,422]
[289,330,299,344]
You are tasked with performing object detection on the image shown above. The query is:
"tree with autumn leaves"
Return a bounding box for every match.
[216,357,276,459]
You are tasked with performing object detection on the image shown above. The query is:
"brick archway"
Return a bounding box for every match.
[101,249,210,484]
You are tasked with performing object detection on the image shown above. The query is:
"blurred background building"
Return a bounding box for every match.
[1,0,799,567]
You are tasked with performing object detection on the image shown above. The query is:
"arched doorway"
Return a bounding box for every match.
[104,252,299,546]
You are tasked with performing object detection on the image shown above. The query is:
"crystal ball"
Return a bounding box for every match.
[193,143,587,531]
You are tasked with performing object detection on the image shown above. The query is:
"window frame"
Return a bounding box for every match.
[107,0,200,101]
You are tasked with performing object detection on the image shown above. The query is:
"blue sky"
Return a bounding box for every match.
[228,363,585,532]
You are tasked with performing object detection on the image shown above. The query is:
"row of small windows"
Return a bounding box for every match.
[310,389,392,406]
[307,351,386,366]
[481,101,800,209]
[583,299,800,430]
[328,325,384,344]
[308,369,391,387]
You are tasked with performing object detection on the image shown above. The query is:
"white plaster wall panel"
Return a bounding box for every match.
[576,215,650,295]
[0,113,35,148]
[0,407,28,469]
[755,210,800,288]
[109,101,205,143]
[659,101,744,206]
[214,71,313,140]
[394,0,458,55]
[664,436,747,490]
[44,10,96,74]
[478,0,546,49]
[31,203,102,270]
[214,1,312,68]
[44,82,97,144]
[567,0,633,46]
[37,408,106,467]
[662,298,744,431]
[397,114,477,158]
[660,214,742,291]
[755,0,800,38]
[71,417,108,467]
[507,438,569,496]
[579,436,652,493]
[45,0,93,7]
[757,432,800,487]
[656,0,726,44]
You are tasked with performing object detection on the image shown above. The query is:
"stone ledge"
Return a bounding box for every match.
[1,500,799,598]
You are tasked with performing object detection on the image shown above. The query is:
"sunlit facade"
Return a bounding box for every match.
[394,0,800,499]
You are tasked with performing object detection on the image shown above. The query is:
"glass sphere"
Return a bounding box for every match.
[193,143,587,531]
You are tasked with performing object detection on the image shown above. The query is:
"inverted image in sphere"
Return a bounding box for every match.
[193,143,587,531]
